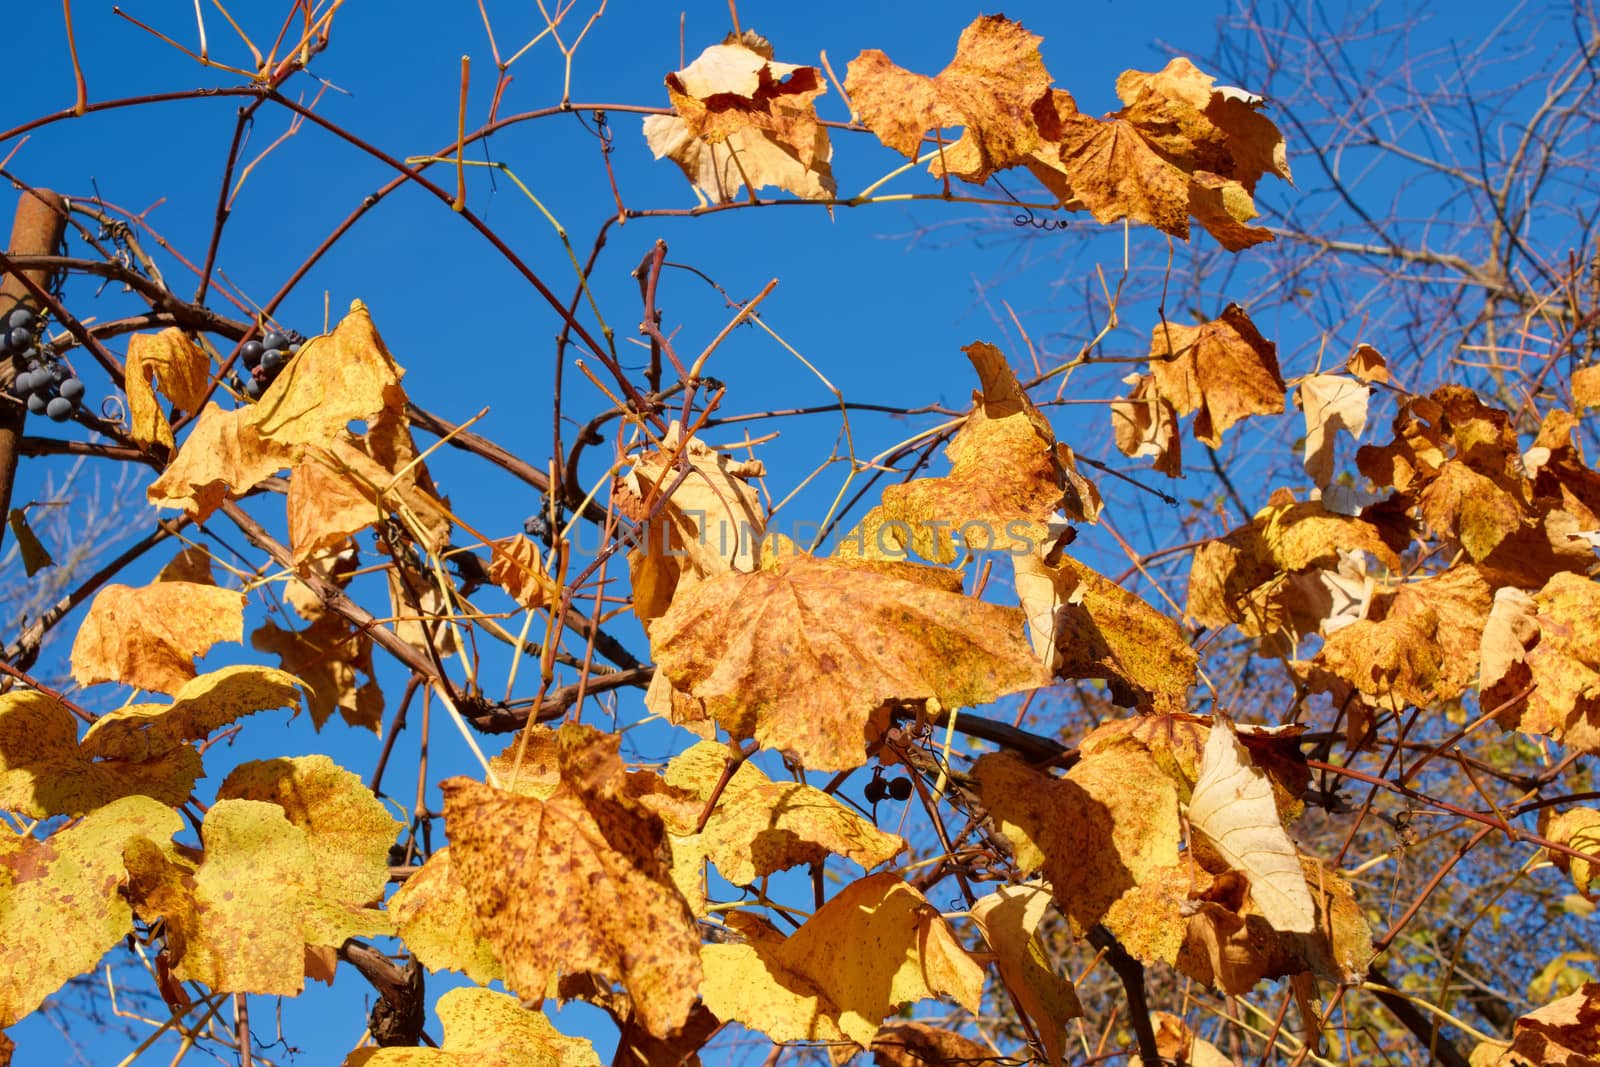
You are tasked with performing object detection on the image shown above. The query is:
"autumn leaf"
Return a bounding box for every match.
[974,749,1181,933]
[217,755,398,946]
[1540,808,1600,893]
[656,740,904,886]
[346,987,599,1066]
[0,795,183,1027]
[1129,1012,1233,1067]
[1111,372,1182,478]
[1299,374,1369,489]
[970,885,1082,1065]
[125,328,210,452]
[877,342,1097,564]
[1495,982,1600,1067]
[650,553,1048,770]
[847,15,1052,181]
[699,872,983,1048]
[1492,572,1600,752]
[388,847,503,985]
[6,508,52,576]
[1149,304,1285,448]
[488,534,554,610]
[287,433,450,563]
[645,31,834,203]
[1187,716,1314,933]
[125,799,319,995]
[70,579,244,695]
[79,664,305,761]
[440,724,700,1038]
[869,1023,996,1067]
[252,613,384,731]
[1347,343,1390,383]
[0,688,200,816]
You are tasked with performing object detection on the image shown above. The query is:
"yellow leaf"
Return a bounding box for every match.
[1542,809,1600,893]
[440,725,700,1038]
[1130,1012,1234,1067]
[0,688,200,817]
[80,664,305,761]
[651,553,1048,771]
[657,741,904,886]
[645,32,834,203]
[217,755,398,947]
[1187,716,1314,933]
[877,343,1096,564]
[70,580,244,695]
[970,886,1082,1065]
[868,1023,995,1067]
[125,328,210,451]
[489,535,554,611]
[846,15,1052,182]
[1496,983,1600,1067]
[1487,572,1600,752]
[974,749,1180,933]
[700,872,983,1048]
[0,795,182,1027]
[388,847,503,985]
[1150,304,1285,448]
[1347,343,1390,384]
[345,987,599,1067]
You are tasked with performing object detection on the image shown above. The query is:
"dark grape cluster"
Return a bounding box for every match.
[2,307,84,423]
[236,326,303,399]
[864,774,914,804]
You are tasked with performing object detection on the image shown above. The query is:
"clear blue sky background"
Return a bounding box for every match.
[0,1,1547,1063]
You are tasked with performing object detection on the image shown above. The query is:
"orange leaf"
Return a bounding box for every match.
[1149,304,1285,448]
[125,328,210,452]
[651,554,1047,770]
[70,580,244,694]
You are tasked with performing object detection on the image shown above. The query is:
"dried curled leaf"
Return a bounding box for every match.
[1299,374,1369,489]
[1496,572,1600,753]
[970,886,1082,1065]
[700,872,983,1048]
[876,342,1097,564]
[1187,716,1314,933]
[1495,982,1600,1067]
[70,580,244,695]
[1111,373,1182,478]
[645,32,834,203]
[1150,304,1285,449]
[651,554,1047,770]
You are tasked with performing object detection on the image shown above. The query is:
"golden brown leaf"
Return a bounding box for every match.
[440,726,700,1038]
[1054,111,1191,237]
[1150,305,1285,448]
[1129,1012,1233,1067]
[1541,808,1600,893]
[70,580,244,695]
[700,872,983,1048]
[846,15,1051,181]
[869,1023,994,1067]
[6,508,51,576]
[346,987,599,1066]
[1495,982,1600,1067]
[1574,364,1600,411]
[252,614,383,731]
[1111,372,1183,478]
[125,328,210,452]
[1013,549,1195,712]
[489,534,554,610]
[80,665,304,761]
[651,553,1047,770]
[1347,343,1390,384]
[974,749,1181,933]
[878,343,1093,563]
[1502,572,1600,752]
[155,544,216,585]
[0,795,182,1027]
[0,688,200,816]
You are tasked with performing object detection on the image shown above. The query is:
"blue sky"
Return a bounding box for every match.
[0,0,1565,1063]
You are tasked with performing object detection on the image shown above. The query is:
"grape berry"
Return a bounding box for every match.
[865,774,914,805]
[236,326,302,399]
[2,307,84,424]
